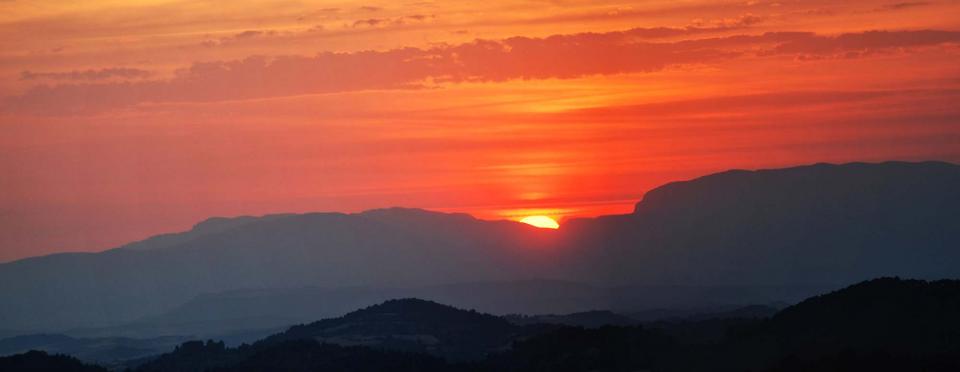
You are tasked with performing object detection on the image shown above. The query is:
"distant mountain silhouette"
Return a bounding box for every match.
[1,161,958,337]
[116,214,295,252]
[559,161,960,285]
[0,208,552,331]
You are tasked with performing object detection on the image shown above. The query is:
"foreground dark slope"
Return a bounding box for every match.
[1,161,958,333]
[0,350,106,372]
[489,279,960,372]
[768,278,960,358]
[680,278,960,371]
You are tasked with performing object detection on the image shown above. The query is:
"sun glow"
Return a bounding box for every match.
[519,215,560,229]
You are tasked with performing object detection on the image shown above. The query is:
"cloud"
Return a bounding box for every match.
[7,28,960,114]
[352,18,385,27]
[19,67,151,81]
[351,14,434,28]
[876,2,931,11]
[201,29,281,48]
[557,89,960,121]
[192,14,754,53]
[767,30,960,56]
[689,12,765,28]
[234,30,268,39]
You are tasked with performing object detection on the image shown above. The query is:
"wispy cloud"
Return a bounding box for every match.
[351,14,435,28]
[19,67,152,81]
[875,1,932,11]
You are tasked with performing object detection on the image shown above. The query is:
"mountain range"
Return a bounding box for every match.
[1,160,957,340]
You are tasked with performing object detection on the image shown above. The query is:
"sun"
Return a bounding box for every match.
[519,215,560,229]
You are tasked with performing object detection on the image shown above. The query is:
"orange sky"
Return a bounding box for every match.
[1,0,959,261]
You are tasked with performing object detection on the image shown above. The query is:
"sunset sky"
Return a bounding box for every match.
[1,0,959,261]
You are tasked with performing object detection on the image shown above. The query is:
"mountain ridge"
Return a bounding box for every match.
[1,160,958,336]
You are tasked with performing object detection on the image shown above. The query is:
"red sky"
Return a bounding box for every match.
[1,0,959,262]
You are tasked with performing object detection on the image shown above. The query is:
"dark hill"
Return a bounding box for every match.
[493,278,960,372]
[262,298,525,360]
[668,278,960,371]
[769,277,960,358]
[0,350,106,372]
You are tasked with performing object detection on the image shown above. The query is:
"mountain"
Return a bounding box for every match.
[1,160,958,336]
[559,161,960,285]
[115,214,295,252]
[0,208,553,332]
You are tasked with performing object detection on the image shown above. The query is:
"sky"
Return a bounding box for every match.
[1,0,959,261]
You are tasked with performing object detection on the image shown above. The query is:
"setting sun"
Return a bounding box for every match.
[519,215,560,229]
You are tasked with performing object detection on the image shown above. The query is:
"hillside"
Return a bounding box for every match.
[261,298,527,360]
